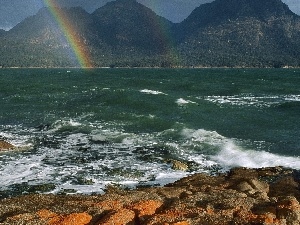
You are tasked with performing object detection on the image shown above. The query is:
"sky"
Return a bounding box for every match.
[0,0,299,30]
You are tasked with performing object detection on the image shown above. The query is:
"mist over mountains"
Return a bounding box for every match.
[0,0,300,68]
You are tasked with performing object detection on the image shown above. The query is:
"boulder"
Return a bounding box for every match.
[0,167,300,224]
[169,159,189,171]
[0,140,15,151]
[276,196,300,225]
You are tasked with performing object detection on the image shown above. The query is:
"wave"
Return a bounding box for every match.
[212,141,300,169]
[176,98,197,106]
[201,94,300,108]
[1,120,300,196]
[140,89,167,95]
[179,128,300,170]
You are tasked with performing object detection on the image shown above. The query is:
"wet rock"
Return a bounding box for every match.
[0,140,15,151]
[169,159,189,171]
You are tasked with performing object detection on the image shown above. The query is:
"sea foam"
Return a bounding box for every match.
[140,89,167,95]
[213,141,300,169]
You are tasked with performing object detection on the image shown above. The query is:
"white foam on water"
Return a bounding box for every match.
[179,128,300,171]
[202,94,300,108]
[140,89,167,95]
[0,126,34,147]
[1,123,300,195]
[212,141,300,170]
[284,94,300,102]
[0,154,49,186]
[176,98,197,106]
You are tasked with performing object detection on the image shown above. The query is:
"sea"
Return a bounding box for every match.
[0,68,300,198]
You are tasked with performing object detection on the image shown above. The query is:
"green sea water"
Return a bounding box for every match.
[0,68,300,197]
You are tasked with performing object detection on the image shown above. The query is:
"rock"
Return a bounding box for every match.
[129,200,163,217]
[96,208,135,225]
[235,181,254,193]
[1,167,300,224]
[0,140,15,151]
[234,178,269,200]
[169,160,189,171]
[276,196,300,225]
[94,200,124,211]
[37,210,92,225]
[172,222,190,225]
[54,212,92,225]
[248,178,269,194]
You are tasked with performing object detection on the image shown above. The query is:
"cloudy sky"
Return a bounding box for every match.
[1,0,299,30]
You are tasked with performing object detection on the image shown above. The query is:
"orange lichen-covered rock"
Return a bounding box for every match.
[276,196,300,224]
[0,140,15,150]
[250,213,276,225]
[37,210,92,225]
[5,213,35,223]
[162,222,190,225]
[94,200,124,211]
[172,221,190,225]
[2,167,300,225]
[37,209,58,219]
[130,200,163,217]
[37,209,62,224]
[96,208,135,225]
[55,213,92,225]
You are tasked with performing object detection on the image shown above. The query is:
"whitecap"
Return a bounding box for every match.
[211,141,300,170]
[202,94,300,108]
[140,89,167,95]
[176,98,197,106]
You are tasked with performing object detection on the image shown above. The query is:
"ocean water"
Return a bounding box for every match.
[0,68,300,197]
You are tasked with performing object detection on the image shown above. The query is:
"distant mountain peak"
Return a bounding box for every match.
[0,29,6,36]
[0,0,300,68]
[215,0,294,18]
[183,0,295,28]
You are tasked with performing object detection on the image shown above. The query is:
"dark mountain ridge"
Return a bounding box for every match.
[177,0,295,35]
[176,0,300,67]
[90,0,174,63]
[0,29,6,36]
[0,0,300,68]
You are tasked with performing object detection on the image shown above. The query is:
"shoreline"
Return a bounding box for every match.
[1,66,300,69]
[1,166,300,224]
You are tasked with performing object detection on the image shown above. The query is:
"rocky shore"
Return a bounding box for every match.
[1,166,300,225]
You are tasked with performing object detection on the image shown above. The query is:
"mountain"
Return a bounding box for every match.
[176,0,300,67]
[1,7,110,68]
[0,0,175,68]
[0,29,6,37]
[89,0,175,67]
[91,0,173,55]
[179,0,294,29]
[0,0,300,68]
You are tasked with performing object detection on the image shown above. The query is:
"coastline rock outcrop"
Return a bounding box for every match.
[0,140,15,151]
[1,167,300,224]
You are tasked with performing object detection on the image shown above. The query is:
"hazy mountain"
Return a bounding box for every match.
[91,0,173,54]
[0,30,6,36]
[2,7,101,67]
[0,0,300,68]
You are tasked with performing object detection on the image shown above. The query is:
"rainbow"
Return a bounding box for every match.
[43,0,93,68]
